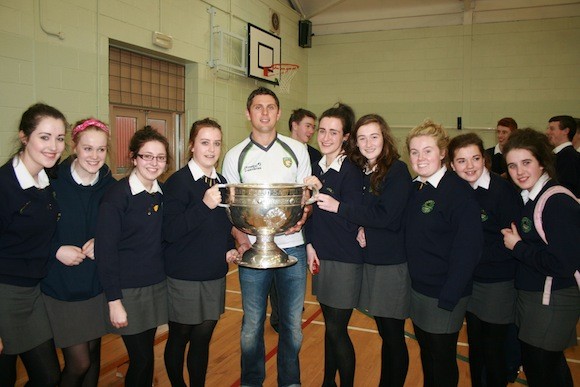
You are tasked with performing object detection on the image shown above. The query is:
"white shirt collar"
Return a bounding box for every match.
[318,153,346,173]
[522,173,550,204]
[187,159,218,182]
[71,159,99,186]
[472,168,491,190]
[553,141,573,154]
[12,156,50,189]
[129,170,162,195]
[494,143,502,155]
[414,165,447,188]
[363,163,377,175]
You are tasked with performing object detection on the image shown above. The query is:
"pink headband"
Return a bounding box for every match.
[72,119,110,139]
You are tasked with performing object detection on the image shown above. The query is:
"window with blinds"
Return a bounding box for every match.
[109,47,185,112]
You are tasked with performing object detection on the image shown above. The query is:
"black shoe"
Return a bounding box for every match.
[506,366,521,383]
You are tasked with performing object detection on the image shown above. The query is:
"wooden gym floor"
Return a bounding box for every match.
[16,263,580,386]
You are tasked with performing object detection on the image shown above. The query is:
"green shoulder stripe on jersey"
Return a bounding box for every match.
[237,141,254,182]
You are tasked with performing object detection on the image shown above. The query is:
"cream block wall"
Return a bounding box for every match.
[2,1,579,166]
[308,16,580,153]
[0,0,307,165]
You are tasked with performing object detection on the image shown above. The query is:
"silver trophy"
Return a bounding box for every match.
[218,183,317,269]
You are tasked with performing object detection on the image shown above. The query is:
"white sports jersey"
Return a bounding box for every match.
[222,133,311,248]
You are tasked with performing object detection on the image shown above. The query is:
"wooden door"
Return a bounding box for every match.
[109,106,177,180]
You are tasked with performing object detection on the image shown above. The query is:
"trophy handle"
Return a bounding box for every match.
[216,184,230,208]
[304,184,319,205]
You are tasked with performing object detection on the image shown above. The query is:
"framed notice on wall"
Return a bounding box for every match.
[247,23,281,85]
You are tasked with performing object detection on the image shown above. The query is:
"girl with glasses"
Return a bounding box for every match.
[95,126,170,386]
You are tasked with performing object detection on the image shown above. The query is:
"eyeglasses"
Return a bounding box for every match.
[137,153,167,162]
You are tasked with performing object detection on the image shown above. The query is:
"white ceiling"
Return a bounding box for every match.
[286,0,580,35]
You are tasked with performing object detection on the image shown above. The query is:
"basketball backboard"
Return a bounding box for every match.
[247,23,281,85]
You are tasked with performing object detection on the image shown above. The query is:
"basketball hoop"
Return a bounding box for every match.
[263,63,299,94]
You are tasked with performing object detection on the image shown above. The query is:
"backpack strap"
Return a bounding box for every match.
[532,185,580,305]
[533,186,577,243]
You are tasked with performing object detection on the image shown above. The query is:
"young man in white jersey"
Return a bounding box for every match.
[222,87,311,387]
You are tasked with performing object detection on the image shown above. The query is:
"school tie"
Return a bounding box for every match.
[204,176,216,187]
[416,181,426,190]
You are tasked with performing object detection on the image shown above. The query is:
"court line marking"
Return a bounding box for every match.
[224,269,575,385]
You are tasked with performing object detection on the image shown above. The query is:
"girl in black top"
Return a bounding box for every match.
[448,133,521,387]
[502,128,579,387]
[41,118,115,387]
[305,103,364,387]
[315,114,412,386]
[405,119,483,387]
[163,118,238,386]
[0,103,67,386]
[95,127,169,386]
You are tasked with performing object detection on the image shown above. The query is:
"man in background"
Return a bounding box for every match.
[289,108,321,166]
[485,117,518,176]
[547,115,580,196]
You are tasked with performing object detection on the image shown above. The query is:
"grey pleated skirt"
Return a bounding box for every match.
[167,276,226,325]
[516,287,580,351]
[410,288,469,334]
[357,262,410,319]
[43,293,108,348]
[107,280,168,336]
[467,280,516,324]
[0,283,53,355]
[312,260,363,309]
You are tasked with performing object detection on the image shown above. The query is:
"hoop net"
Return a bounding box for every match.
[263,63,299,94]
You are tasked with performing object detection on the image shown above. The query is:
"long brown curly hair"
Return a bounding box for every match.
[347,114,400,195]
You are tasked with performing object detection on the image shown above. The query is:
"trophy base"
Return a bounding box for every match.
[238,247,298,269]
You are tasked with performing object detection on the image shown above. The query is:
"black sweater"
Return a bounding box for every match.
[512,180,580,291]
[41,157,115,300]
[405,170,483,311]
[485,147,506,176]
[95,178,165,301]
[472,172,521,283]
[555,145,580,197]
[306,157,364,264]
[337,159,412,265]
[163,166,232,281]
[0,161,60,286]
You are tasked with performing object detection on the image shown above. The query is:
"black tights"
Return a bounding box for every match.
[121,328,157,386]
[465,311,508,387]
[521,340,573,387]
[413,323,459,387]
[0,339,60,386]
[164,320,218,387]
[320,303,355,387]
[60,338,101,387]
[374,316,408,387]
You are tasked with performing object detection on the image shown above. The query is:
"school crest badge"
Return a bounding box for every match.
[521,217,532,233]
[480,209,488,222]
[283,157,293,168]
[421,200,435,214]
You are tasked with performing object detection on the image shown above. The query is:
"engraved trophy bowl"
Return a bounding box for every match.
[218,183,317,269]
